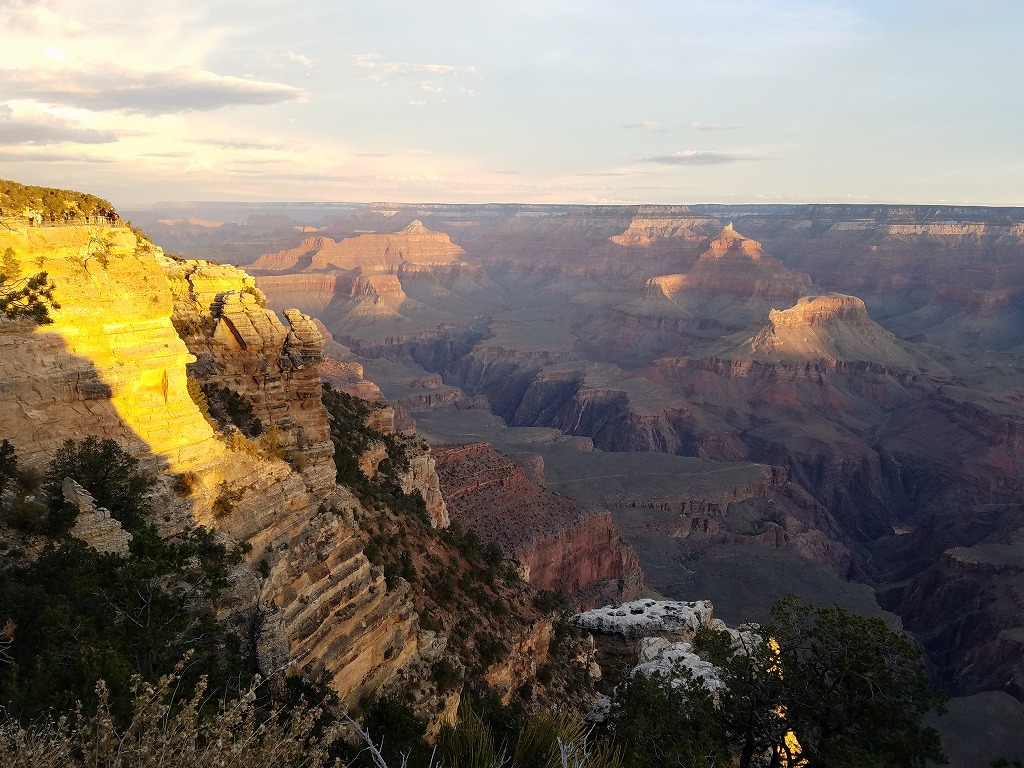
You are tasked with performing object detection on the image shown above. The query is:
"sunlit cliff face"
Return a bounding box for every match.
[0,224,223,473]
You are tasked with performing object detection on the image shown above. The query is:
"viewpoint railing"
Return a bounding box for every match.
[0,212,122,228]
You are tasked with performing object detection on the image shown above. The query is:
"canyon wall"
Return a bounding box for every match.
[0,224,444,714]
[432,442,642,607]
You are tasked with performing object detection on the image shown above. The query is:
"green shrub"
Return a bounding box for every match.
[43,436,155,534]
[201,382,263,438]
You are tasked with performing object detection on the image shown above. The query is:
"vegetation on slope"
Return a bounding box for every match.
[1,247,58,324]
[605,596,946,768]
[0,178,114,221]
[0,424,952,767]
[0,439,254,723]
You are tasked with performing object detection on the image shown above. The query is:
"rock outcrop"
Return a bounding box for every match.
[0,226,221,475]
[433,443,642,606]
[0,223,447,717]
[64,478,133,555]
[165,260,337,495]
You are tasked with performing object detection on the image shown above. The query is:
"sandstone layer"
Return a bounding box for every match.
[0,224,445,716]
[432,443,642,607]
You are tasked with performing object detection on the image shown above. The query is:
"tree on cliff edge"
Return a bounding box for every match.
[0,247,58,324]
[609,595,946,768]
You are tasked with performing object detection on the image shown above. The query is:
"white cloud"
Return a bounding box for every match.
[354,54,475,81]
[1,0,85,35]
[0,65,306,115]
[285,51,313,68]
[0,106,118,145]
[639,150,759,165]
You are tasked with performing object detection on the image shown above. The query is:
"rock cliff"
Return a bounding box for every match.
[0,223,445,715]
[250,220,467,272]
[432,443,642,607]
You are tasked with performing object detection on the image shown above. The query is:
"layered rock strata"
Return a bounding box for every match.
[164,260,336,495]
[0,225,442,715]
[432,442,641,606]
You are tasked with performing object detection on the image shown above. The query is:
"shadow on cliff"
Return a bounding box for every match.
[0,321,212,534]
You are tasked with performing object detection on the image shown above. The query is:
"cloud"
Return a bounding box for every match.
[285,51,313,68]
[195,138,288,151]
[0,107,118,145]
[1,1,85,34]
[691,122,739,131]
[0,150,114,163]
[408,100,426,106]
[0,65,306,116]
[639,150,758,165]
[623,121,664,131]
[354,54,475,81]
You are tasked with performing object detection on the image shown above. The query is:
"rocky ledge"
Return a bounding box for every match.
[433,442,642,606]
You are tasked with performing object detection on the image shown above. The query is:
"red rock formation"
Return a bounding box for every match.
[251,220,466,273]
[432,443,642,606]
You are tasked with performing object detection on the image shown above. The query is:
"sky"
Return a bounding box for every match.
[1,0,1022,208]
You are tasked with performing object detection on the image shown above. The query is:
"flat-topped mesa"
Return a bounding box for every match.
[432,443,642,607]
[609,209,719,245]
[250,220,467,273]
[765,293,872,328]
[741,293,928,368]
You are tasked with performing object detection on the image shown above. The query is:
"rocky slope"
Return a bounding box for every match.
[0,223,454,720]
[432,442,642,607]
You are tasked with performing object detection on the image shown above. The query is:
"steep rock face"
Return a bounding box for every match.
[432,443,641,606]
[165,260,336,495]
[483,618,553,704]
[0,226,437,714]
[258,494,426,700]
[0,225,221,474]
[64,478,133,555]
[401,443,451,529]
[872,503,1024,698]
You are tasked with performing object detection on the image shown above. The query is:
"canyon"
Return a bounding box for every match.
[128,200,1024,712]
[0,220,631,734]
